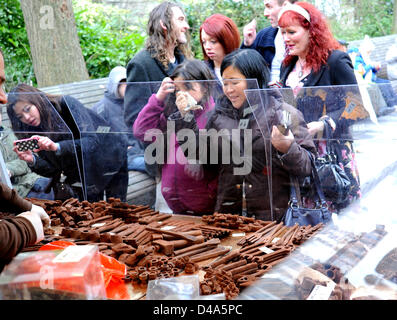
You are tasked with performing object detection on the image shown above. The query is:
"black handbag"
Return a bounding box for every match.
[283,152,332,227]
[301,140,351,205]
[314,143,351,204]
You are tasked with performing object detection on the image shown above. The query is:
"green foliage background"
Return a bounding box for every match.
[0,0,395,90]
[73,0,145,81]
[0,0,146,90]
[0,0,34,90]
[324,0,395,41]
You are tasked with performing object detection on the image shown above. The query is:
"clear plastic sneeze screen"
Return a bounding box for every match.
[8,80,397,300]
[239,83,397,300]
[63,93,128,202]
[125,79,269,217]
[4,91,83,200]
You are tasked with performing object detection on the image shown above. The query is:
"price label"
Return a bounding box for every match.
[91,222,106,228]
[271,237,281,243]
[96,126,111,133]
[259,246,274,254]
[53,245,95,263]
[161,226,176,231]
[307,283,336,300]
[232,232,246,237]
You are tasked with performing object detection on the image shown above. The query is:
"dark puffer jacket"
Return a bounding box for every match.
[176,92,316,222]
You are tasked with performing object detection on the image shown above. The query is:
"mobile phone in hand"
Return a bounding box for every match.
[277,110,291,136]
[277,124,290,136]
[15,138,39,152]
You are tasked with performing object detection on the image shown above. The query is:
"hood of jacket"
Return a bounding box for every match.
[106,66,127,99]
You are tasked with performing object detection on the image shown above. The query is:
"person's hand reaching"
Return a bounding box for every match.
[156,77,175,102]
[243,19,257,47]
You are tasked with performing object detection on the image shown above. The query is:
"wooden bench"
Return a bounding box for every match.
[1,78,156,206]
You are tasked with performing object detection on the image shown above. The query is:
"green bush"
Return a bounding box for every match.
[315,0,394,42]
[73,0,145,79]
[0,0,146,89]
[0,0,35,90]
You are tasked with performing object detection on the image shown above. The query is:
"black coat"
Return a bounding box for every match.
[31,96,125,201]
[124,49,185,128]
[280,50,358,140]
[203,59,223,95]
[279,50,357,87]
[240,26,278,68]
[123,49,185,177]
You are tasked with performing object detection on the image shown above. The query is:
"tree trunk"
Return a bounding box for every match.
[20,0,89,87]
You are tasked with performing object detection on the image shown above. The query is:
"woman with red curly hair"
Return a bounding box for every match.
[200,14,240,82]
[278,2,360,211]
[278,2,356,92]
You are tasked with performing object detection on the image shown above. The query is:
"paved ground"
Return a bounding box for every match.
[352,110,397,194]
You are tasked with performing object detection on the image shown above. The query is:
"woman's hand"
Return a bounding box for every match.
[13,145,34,163]
[32,135,58,152]
[156,77,175,102]
[175,91,190,117]
[307,121,324,137]
[271,125,294,154]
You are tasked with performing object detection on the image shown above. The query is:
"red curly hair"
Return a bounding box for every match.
[199,14,240,61]
[278,2,341,73]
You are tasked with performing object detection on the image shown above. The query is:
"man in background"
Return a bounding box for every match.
[123,1,191,176]
[123,1,191,211]
[241,0,298,84]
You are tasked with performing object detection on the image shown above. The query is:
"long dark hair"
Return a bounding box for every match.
[221,49,270,89]
[6,84,69,139]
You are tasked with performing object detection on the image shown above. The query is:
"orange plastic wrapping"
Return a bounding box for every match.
[39,241,130,299]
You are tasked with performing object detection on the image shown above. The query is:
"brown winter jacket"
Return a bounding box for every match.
[0,182,35,272]
[0,182,32,214]
[175,92,317,222]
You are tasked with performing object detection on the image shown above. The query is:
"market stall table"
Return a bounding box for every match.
[4,198,323,300]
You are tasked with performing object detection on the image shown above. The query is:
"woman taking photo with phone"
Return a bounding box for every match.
[7,84,128,202]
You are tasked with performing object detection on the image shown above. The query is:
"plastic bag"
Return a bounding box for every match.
[146,275,200,300]
[40,241,129,300]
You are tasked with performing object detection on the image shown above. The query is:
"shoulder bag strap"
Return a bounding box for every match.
[306,150,328,207]
[289,150,328,208]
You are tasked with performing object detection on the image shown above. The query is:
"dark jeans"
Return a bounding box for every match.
[103,157,129,202]
[27,177,54,200]
[127,148,147,173]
